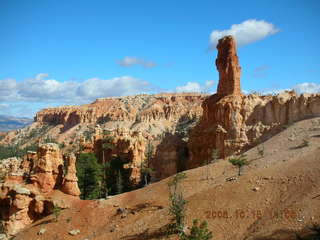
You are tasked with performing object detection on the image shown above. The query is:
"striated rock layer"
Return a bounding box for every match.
[34,93,206,131]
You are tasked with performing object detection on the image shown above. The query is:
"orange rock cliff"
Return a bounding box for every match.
[188,35,320,167]
[19,93,207,183]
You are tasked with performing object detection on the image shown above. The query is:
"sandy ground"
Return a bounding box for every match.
[14,117,320,240]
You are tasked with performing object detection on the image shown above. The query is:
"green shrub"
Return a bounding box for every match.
[168,172,188,236]
[0,144,37,160]
[180,219,213,240]
[229,154,248,176]
[53,205,62,222]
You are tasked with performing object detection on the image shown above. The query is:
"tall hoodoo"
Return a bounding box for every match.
[216,35,241,95]
[188,35,320,168]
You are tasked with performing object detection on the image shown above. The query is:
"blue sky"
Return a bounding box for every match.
[0,0,319,117]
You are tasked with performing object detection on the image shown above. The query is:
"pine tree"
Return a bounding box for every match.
[76,153,102,200]
[116,170,123,194]
[140,141,154,186]
[101,130,114,198]
[168,172,188,236]
[229,154,248,176]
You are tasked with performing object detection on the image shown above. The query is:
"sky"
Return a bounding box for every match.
[0,0,319,117]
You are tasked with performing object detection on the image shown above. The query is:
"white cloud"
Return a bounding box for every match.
[0,78,20,101]
[0,73,163,117]
[252,82,320,95]
[76,76,155,99]
[175,80,215,93]
[0,74,159,104]
[0,103,10,109]
[209,19,279,50]
[117,56,157,68]
[293,82,320,94]
[176,82,201,92]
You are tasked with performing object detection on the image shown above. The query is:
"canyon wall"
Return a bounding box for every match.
[34,93,206,131]
[188,92,320,168]
[30,93,207,182]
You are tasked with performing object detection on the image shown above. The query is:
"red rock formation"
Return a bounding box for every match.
[1,93,206,185]
[31,144,64,193]
[188,35,320,168]
[34,93,206,130]
[152,133,188,180]
[216,35,241,96]
[90,127,147,185]
[0,184,33,235]
[0,144,81,235]
[61,154,81,196]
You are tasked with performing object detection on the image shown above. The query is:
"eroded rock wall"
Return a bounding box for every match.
[34,93,206,130]
[0,143,80,236]
[189,92,320,167]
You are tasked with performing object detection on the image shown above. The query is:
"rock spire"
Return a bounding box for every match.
[216,35,241,95]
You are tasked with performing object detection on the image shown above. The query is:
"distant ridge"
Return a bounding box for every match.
[0,115,33,132]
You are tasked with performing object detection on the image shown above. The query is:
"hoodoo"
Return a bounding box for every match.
[216,35,241,96]
[188,36,320,167]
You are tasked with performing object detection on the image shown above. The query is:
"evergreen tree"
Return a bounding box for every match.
[0,144,38,160]
[141,141,153,186]
[101,130,114,198]
[76,153,102,200]
[229,154,248,176]
[168,172,188,236]
[116,170,123,194]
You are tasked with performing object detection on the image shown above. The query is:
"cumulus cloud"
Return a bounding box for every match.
[117,57,157,68]
[76,76,155,99]
[0,73,158,104]
[209,19,279,50]
[175,80,214,93]
[293,82,320,94]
